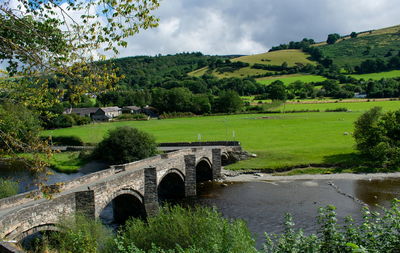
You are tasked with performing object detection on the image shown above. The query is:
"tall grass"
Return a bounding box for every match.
[0,178,18,198]
[113,205,257,253]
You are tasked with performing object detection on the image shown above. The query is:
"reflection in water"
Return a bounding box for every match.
[354,178,400,208]
[0,161,108,193]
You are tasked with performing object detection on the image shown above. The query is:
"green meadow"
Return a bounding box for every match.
[349,70,400,80]
[43,100,400,171]
[256,74,326,85]
[232,49,316,66]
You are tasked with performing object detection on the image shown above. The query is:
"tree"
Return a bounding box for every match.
[214,90,243,113]
[93,126,158,164]
[326,33,341,44]
[267,80,287,101]
[354,107,400,168]
[350,32,358,38]
[0,0,160,174]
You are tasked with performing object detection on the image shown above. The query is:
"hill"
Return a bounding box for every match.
[232,49,316,67]
[318,25,400,68]
[104,53,229,89]
[189,49,317,79]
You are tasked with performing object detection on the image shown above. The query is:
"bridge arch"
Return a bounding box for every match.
[157,169,185,203]
[196,157,213,183]
[99,188,146,225]
[10,223,60,242]
[221,152,230,166]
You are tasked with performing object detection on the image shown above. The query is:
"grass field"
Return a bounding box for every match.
[188,49,316,79]
[349,70,400,80]
[232,49,316,67]
[256,74,326,85]
[43,100,400,171]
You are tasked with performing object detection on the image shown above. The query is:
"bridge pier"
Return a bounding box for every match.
[144,167,159,216]
[212,149,222,180]
[184,155,196,197]
[75,190,95,219]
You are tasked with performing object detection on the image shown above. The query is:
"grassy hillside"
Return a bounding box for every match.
[257,74,326,85]
[189,49,316,79]
[318,25,400,67]
[348,70,400,80]
[232,49,316,67]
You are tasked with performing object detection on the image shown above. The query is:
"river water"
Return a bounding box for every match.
[3,166,400,247]
[194,178,400,247]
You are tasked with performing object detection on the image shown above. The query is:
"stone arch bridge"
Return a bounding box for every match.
[0,142,242,249]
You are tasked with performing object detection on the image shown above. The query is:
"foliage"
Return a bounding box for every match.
[264,200,400,253]
[266,81,287,101]
[49,136,84,146]
[0,102,52,173]
[49,214,113,253]
[112,205,257,253]
[0,178,18,199]
[214,90,244,113]
[93,126,157,164]
[0,0,160,178]
[354,107,400,168]
[327,33,341,44]
[319,26,400,68]
[116,113,149,121]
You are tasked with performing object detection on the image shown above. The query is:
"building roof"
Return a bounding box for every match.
[100,106,121,113]
[64,107,99,115]
[123,106,141,111]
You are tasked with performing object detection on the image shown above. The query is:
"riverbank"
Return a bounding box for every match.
[222,168,400,182]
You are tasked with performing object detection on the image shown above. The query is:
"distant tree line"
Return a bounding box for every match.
[355,53,400,74]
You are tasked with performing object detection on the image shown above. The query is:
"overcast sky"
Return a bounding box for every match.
[116,0,400,57]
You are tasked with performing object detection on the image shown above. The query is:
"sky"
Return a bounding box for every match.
[116,0,400,57]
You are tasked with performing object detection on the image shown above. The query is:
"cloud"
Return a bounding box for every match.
[116,0,400,57]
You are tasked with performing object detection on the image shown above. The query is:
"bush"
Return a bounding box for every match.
[159,112,195,119]
[0,179,18,199]
[92,126,158,164]
[47,136,84,146]
[49,215,112,253]
[264,200,400,252]
[325,108,348,112]
[116,113,148,121]
[354,107,400,169]
[113,205,257,253]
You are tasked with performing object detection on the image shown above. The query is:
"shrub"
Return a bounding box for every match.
[353,107,400,168]
[113,205,257,253]
[49,215,113,253]
[92,126,157,164]
[0,179,18,199]
[48,136,84,146]
[325,108,348,112]
[264,200,400,253]
[116,113,148,121]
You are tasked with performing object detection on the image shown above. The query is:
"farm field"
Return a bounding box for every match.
[349,70,400,80]
[232,49,316,66]
[256,74,326,85]
[43,100,400,170]
[188,49,316,79]
[276,100,400,112]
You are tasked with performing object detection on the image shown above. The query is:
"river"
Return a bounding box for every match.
[3,166,400,247]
